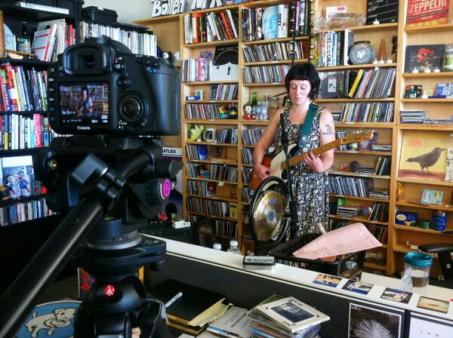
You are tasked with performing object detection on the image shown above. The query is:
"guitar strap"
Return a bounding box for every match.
[298,103,318,148]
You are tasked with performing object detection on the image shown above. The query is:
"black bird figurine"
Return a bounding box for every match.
[406,147,446,174]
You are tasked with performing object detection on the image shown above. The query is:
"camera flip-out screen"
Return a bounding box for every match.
[59,82,109,127]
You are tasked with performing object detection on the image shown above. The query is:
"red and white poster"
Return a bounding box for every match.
[406,0,450,26]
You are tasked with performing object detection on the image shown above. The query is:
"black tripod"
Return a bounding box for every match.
[0,140,175,338]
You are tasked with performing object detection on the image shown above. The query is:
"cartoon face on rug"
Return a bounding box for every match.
[25,307,77,338]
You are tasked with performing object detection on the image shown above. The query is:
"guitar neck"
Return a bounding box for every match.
[282,139,340,170]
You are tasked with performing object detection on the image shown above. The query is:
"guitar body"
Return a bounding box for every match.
[249,131,374,190]
[250,144,299,190]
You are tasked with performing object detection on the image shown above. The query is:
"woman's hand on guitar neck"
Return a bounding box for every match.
[303,151,324,173]
[254,163,270,181]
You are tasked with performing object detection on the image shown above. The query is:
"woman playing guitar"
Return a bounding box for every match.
[252,63,335,237]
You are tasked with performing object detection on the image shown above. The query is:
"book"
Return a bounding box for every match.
[149,279,230,327]
[406,0,449,27]
[252,296,329,334]
[15,1,69,15]
[404,44,445,73]
[31,24,57,61]
[1,155,35,200]
[206,306,252,338]
[445,148,453,182]
[210,45,239,81]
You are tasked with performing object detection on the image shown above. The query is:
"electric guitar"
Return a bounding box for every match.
[250,131,374,190]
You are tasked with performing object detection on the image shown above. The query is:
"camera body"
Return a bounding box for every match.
[47,36,180,136]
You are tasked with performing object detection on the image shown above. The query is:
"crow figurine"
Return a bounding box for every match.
[406,147,446,174]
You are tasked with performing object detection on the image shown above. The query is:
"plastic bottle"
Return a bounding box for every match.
[227,240,240,254]
[213,243,222,251]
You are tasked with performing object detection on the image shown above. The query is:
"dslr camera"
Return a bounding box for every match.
[47,36,180,136]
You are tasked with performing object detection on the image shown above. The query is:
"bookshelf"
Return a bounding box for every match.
[311,0,400,274]
[0,2,82,227]
[391,0,453,278]
[136,0,312,251]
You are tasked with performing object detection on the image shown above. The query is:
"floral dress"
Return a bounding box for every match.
[273,106,329,236]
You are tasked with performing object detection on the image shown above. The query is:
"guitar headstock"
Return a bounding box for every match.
[339,130,374,145]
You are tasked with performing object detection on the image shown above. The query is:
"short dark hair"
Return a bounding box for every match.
[81,86,89,93]
[285,63,320,100]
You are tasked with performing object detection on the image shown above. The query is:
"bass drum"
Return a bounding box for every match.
[250,176,289,249]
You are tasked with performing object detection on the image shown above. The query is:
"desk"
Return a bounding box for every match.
[144,236,453,337]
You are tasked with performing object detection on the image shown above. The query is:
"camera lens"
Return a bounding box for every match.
[119,95,143,122]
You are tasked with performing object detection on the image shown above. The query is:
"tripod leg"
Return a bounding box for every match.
[138,299,172,338]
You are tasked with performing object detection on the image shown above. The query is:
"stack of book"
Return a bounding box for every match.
[248,296,329,338]
[149,279,231,335]
[400,110,426,124]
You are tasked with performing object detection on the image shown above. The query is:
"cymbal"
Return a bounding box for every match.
[252,190,286,242]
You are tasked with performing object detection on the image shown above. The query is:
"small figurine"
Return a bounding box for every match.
[243,104,253,120]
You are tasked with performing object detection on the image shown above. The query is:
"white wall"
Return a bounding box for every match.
[82,0,153,23]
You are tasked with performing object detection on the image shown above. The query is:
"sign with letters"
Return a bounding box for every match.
[150,0,188,17]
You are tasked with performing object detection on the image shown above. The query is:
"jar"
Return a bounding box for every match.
[404,252,433,288]
[443,44,453,71]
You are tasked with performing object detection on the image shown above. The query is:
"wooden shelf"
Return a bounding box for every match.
[396,177,453,187]
[184,39,240,48]
[330,194,389,203]
[187,159,238,165]
[187,194,237,203]
[317,63,396,71]
[184,119,238,125]
[405,23,453,33]
[187,210,238,222]
[318,22,398,33]
[394,224,453,235]
[396,200,453,213]
[244,58,308,66]
[186,177,238,185]
[318,98,394,103]
[184,81,238,85]
[243,82,285,87]
[403,72,453,79]
[241,36,309,46]
[329,214,388,226]
[330,170,390,180]
[186,141,238,147]
[335,150,392,156]
[398,124,453,131]
[185,100,239,104]
[401,98,453,103]
[239,119,270,125]
[335,122,394,129]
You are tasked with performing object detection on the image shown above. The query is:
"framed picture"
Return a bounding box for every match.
[398,130,451,181]
[349,303,403,338]
[405,45,445,73]
[418,296,450,313]
[404,84,423,98]
[420,189,444,205]
[366,0,399,24]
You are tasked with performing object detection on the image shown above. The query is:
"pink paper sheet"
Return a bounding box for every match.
[292,222,382,260]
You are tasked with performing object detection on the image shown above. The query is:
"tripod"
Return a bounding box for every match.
[0,140,175,338]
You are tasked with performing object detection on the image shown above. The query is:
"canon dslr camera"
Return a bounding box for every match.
[47,36,180,136]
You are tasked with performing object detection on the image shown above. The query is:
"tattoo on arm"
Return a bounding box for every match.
[323,123,334,136]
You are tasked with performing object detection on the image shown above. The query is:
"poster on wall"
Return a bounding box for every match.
[406,0,450,27]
